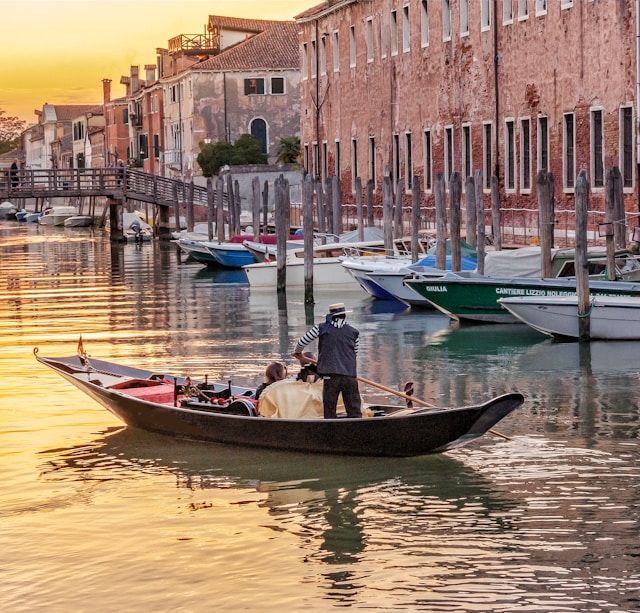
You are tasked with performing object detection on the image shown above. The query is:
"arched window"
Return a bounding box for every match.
[250,118,268,154]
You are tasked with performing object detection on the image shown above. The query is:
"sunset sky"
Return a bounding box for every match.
[0,0,314,124]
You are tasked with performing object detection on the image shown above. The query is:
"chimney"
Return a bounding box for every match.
[120,76,131,97]
[144,64,156,85]
[130,65,140,94]
[102,79,112,103]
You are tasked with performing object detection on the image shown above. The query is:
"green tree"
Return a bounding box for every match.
[196,134,267,176]
[276,136,300,165]
[0,108,26,155]
[231,134,267,166]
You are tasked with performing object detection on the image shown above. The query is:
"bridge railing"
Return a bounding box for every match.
[0,168,123,194]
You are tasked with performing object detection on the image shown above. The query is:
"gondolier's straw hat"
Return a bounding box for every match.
[327,303,351,317]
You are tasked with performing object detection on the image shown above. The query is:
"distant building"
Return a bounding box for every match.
[296,0,637,218]
[70,106,105,169]
[103,79,130,167]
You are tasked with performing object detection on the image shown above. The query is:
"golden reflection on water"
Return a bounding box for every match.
[1,223,639,612]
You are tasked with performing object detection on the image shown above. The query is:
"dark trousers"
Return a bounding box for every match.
[322,374,362,419]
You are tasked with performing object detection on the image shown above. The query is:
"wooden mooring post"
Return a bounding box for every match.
[490,175,502,250]
[206,178,215,241]
[302,175,315,304]
[355,177,364,242]
[465,175,477,247]
[262,180,269,237]
[216,176,225,243]
[605,168,618,281]
[234,180,242,236]
[575,170,591,342]
[108,199,124,242]
[394,177,403,239]
[275,175,290,292]
[411,175,421,263]
[475,170,485,275]
[382,173,393,254]
[186,181,195,233]
[612,166,626,250]
[252,176,261,242]
[172,182,180,234]
[537,170,555,278]
[366,179,375,227]
[226,174,235,238]
[331,175,342,237]
[324,177,333,239]
[434,173,447,270]
[450,171,462,271]
[315,179,326,241]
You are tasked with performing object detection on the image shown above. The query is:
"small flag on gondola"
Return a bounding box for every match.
[77,335,90,369]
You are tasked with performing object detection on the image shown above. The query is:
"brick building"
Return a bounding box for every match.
[103,79,130,166]
[296,0,637,228]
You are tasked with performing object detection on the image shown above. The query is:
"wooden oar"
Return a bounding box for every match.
[299,357,511,441]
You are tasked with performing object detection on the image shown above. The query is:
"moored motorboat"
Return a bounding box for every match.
[35,352,523,457]
[15,209,30,222]
[26,212,42,223]
[64,215,94,228]
[38,205,77,226]
[0,201,17,220]
[498,295,640,340]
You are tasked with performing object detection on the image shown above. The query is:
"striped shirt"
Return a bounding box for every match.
[294,318,360,355]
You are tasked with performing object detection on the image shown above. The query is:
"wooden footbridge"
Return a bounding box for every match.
[0,168,219,240]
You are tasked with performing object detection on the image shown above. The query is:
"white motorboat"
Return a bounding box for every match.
[0,201,17,220]
[122,212,153,242]
[38,206,77,226]
[498,295,640,340]
[64,215,94,228]
[243,240,385,289]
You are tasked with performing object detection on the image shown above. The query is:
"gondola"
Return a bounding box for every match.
[35,350,524,457]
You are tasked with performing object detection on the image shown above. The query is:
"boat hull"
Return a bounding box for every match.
[204,243,256,268]
[366,271,435,306]
[37,354,523,457]
[244,259,360,289]
[406,275,640,323]
[499,295,640,339]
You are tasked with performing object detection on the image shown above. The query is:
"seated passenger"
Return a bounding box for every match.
[254,362,287,400]
[295,352,319,383]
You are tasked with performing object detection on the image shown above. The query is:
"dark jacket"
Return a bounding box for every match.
[317,316,359,377]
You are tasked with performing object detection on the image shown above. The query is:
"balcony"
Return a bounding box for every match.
[168,34,219,56]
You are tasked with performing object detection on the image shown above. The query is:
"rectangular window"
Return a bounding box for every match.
[153,134,160,159]
[563,112,575,190]
[351,138,358,189]
[335,140,341,177]
[244,78,265,95]
[444,125,454,186]
[320,36,327,75]
[521,118,531,191]
[304,144,310,173]
[332,31,340,73]
[590,109,604,189]
[518,0,528,19]
[311,40,317,78]
[366,18,374,62]
[561,0,573,9]
[123,108,129,124]
[421,0,429,47]
[390,10,399,55]
[313,142,319,178]
[536,0,547,16]
[349,26,356,67]
[302,43,308,79]
[481,0,491,30]
[442,0,452,41]
[369,136,376,188]
[271,77,285,95]
[506,119,515,191]
[483,122,493,190]
[423,129,433,191]
[538,116,548,173]
[621,106,634,189]
[402,5,411,51]
[504,0,513,23]
[322,142,328,180]
[393,133,401,184]
[462,124,472,179]
[405,132,413,189]
[138,133,148,160]
[460,0,469,35]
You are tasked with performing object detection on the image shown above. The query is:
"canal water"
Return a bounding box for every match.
[0,223,638,612]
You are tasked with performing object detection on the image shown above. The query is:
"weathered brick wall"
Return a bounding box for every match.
[299,0,637,239]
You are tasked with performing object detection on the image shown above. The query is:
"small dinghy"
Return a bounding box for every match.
[36,350,523,456]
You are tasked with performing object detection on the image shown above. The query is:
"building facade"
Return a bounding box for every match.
[297,0,637,222]
[71,106,105,169]
[103,79,132,166]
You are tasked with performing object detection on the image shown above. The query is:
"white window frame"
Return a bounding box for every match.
[312,141,319,177]
[302,43,308,80]
[349,25,357,68]
[405,131,413,191]
[351,137,358,192]
[322,140,328,181]
[481,0,491,32]
[483,121,493,192]
[535,0,547,17]
[561,0,574,9]
[381,16,388,59]
[590,106,605,191]
[365,17,374,63]
[444,124,454,189]
[303,143,310,172]
[461,122,472,180]
[518,0,529,21]
[320,36,327,75]
[402,4,411,52]
[390,10,399,56]
[393,133,401,185]
[311,39,317,78]
[503,0,513,25]
[421,0,429,48]
[520,117,532,194]
[423,128,433,193]
[563,112,576,192]
[369,135,377,190]
[537,115,549,174]
[505,118,517,193]
[270,76,286,95]
[335,139,341,177]
[460,0,469,37]
[442,0,452,42]
[332,31,340,73]
[619,105,635,193]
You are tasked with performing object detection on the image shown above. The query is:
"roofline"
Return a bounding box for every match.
[295,0,357,23]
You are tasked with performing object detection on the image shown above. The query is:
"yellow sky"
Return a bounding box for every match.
[0,0,315,124]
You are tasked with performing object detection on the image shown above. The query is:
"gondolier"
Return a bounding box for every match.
[293,303,362,419]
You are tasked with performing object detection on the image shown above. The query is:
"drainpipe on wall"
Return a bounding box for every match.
[493,0,500,185]
[315,18,321,179]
